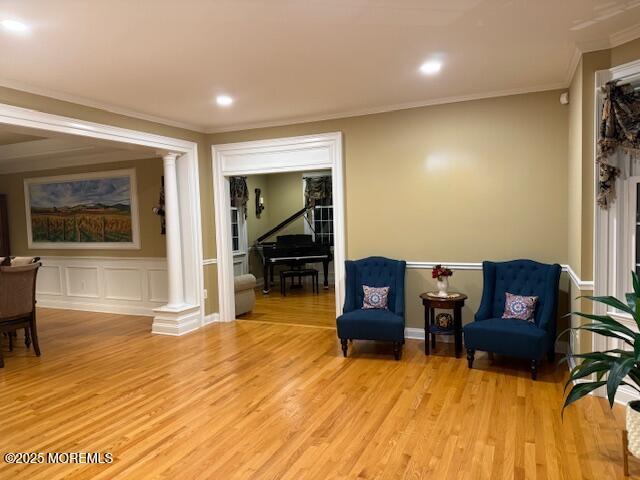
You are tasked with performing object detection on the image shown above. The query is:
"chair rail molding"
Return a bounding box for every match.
[0,102,205,336]
[207,258,590,291]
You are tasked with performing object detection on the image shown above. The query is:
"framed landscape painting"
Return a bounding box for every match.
[24,169,140,249]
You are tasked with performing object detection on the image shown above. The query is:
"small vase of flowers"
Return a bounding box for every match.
[432,265,453,297]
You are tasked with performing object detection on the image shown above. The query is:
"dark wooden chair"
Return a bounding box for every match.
[0,262,41,368]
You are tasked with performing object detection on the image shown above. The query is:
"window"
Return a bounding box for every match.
[230,206,240,252]
[312,196,334,246]
[303,173,333,246]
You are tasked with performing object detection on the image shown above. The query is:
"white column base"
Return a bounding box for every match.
[152,304,202,336]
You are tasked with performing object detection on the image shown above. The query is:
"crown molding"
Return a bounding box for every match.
[205,83,567,134]
[565,46,583,85]
[0,77,207,133]
[577,23,640,55]
[610,23,640,49]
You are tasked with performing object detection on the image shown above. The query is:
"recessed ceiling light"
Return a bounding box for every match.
[1,19,29,33]
[419,60,442,75]
[216,95,234,107]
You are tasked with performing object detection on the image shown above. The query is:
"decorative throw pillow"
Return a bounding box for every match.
[502,292,538,322]
[362,285,390,310]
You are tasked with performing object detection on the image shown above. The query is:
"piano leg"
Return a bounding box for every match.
[262,263,270,294]
[322,260,330,289]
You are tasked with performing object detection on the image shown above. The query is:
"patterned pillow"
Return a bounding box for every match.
[502,292,538,322]
[362,285,390,310]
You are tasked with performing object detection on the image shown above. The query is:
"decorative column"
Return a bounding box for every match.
[152,153,200,336]
[162,152,185,308]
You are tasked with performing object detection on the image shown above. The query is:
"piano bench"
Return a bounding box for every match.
[279,268,319,296]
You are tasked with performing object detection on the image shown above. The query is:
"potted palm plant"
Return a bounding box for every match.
[563,271,640,457]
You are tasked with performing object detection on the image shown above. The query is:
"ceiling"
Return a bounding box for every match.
[1,1,640,132]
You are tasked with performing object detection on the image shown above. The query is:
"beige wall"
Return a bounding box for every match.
[245,174,270,277]
[0,158,166,258]
[263,172,306,238]
[611,37,640,68]
[210,90,570,329]
[245,174,270,245]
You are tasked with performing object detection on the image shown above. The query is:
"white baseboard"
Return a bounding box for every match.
[37,298,157,317]
[203,313,220,325]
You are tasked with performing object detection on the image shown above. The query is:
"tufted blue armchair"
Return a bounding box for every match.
[463,259,561,380]
[336,257,406,360]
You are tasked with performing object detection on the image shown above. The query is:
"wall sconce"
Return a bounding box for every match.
[255,188,265,218]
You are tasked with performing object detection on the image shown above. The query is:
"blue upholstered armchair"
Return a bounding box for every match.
[336,257,406,360]
[463,260,561,380]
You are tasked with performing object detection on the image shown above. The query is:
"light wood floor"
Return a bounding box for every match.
[238,283,335,328]
[0,308,631,479]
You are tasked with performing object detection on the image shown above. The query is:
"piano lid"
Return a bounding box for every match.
[255,205,313,244]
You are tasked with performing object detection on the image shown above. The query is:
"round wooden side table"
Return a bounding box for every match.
[419,292,467,358]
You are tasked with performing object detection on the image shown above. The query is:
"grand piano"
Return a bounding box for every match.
[255,206,332,293]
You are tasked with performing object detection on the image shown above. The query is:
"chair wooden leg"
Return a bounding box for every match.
[393,342,402,361]
[8,331,13,351]
[466,349,475,368]
[0,334,4,368]
[29,314,41,357]
[547,349,555,363]
[531,360,538,380]
[341,339,348,357]
[24,327,31,348]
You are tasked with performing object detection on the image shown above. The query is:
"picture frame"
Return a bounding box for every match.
[24,168,141,250]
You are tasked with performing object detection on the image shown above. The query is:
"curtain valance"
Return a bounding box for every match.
[229,176,249,216]
[597,81,640,207]
[304,175,332,206]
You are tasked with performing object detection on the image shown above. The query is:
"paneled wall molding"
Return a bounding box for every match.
[36,256,168,317]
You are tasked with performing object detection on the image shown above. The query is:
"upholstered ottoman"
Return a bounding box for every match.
[234,274,257,316]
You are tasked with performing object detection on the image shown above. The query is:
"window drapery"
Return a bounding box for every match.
[597,81,640,208]
[229,176,249,217]
[304,175,332,207]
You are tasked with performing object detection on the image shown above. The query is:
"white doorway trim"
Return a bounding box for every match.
[593,59,640,403]
[212,132,345,321]
[0,102,205,335]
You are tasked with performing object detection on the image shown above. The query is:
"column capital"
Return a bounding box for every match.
[163,152,180,166]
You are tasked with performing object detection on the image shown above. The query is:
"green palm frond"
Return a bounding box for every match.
[561,272,640,414]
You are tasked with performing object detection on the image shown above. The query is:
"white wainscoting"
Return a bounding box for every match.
[36,256,167,316]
